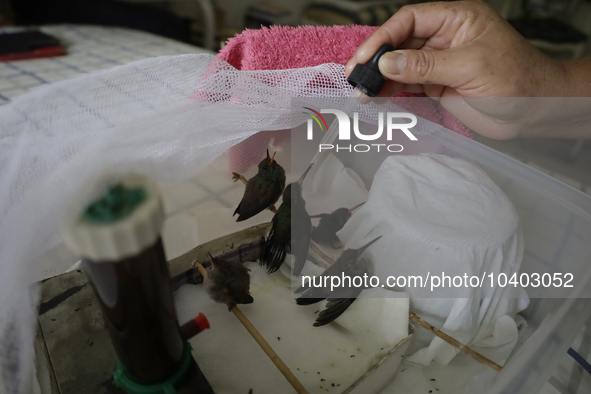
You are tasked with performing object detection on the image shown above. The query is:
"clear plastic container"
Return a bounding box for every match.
[327,123,591,394]
[148,100,591,394]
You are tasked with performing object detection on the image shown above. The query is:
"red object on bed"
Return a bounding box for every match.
[0,31,67,61]
[0,45,67,61]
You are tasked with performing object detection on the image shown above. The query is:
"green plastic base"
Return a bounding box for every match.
[113,342,193,394]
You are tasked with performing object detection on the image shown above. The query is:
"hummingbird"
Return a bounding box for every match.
[310,202,365,248]
[260,165,313,276]
[204,253,253,311]
[233,149,285,222]
[296,236,382,327]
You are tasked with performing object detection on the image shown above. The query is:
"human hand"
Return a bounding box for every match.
[345,1,589,139]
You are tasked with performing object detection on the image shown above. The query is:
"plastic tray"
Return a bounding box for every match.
[332,125,591,394]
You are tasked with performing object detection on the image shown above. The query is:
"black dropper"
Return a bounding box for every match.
[347,43,395,97]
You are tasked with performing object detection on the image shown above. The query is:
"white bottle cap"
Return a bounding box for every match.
[63,176,164,262]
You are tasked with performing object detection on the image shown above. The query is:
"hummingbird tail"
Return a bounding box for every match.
[295,296,324,306]
[292,253,307,277]
[295,284,326,305]
[234,203,262,222]
[313,298,357,327]
[233,203,242,219]
[260,237,287,274]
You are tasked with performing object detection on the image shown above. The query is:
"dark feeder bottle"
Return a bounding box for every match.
[63,177,215,394]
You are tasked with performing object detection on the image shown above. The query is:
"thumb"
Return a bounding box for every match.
[378,49,466,87]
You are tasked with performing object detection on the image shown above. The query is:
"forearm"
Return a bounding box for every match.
[449,57,591,139]
[563,57,591,97]
[518,97,591,138]
[441,95,591,140]
[520,59,591,138]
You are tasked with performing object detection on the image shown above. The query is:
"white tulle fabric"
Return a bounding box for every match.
[0,53,448,393]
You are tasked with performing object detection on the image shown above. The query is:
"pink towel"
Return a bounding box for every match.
[219,25,471,172]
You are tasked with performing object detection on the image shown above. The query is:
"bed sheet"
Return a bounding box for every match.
[0,24,213,105]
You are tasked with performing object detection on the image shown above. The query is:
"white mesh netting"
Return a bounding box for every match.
[0,53,442,393]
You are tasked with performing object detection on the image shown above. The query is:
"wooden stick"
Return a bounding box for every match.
[195,261,309,394]
[309,242,337,266]
[231,307,308,393]
[408,312,503,372]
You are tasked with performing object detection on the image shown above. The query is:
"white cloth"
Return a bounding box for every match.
[338,154,529,367]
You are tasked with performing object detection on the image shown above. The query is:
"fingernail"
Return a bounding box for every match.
[380,52,406,75]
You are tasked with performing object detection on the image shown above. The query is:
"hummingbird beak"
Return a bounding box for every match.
[357,235,383,255]
[349,202,365,213]
[269,151,276,165]
[207,253,217,268]
[298,163,313,186]
[266,149,271,165]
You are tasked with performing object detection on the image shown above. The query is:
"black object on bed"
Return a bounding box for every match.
[0,30,61,55]
[10,0,191,43]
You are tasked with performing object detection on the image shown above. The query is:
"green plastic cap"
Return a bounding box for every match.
[83,184,147,224]
[62,176,164,261]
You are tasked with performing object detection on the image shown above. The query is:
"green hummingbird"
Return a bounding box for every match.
[204,253,253,311]
[310,202,365,248]
[260,165,313,276]
[296,236,382,327]
[233,149,285,222]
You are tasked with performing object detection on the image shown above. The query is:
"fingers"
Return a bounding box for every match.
[346,3,462,74]
[356,46,470,98]
[346,1,491,77]
[355,5,448,60]
[345,7,415,77]
[345,2,495,98]
[399,36,428,50]
[378,46,474,88]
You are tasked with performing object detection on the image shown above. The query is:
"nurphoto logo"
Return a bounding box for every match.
[303,108,418,153]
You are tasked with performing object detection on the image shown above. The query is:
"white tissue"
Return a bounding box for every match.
[338,154,529,367]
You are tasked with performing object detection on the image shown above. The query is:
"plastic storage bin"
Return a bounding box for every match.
[323,123,591,394]
[157,111,591,394]
[40,110,589,394]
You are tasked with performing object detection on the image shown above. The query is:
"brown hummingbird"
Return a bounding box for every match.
[310,202,365,248]
[233,149,285,222]
[204,253,253,311]
[260,164,313,276]
[296,236,382,327]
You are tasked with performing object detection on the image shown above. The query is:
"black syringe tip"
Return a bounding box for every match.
[347,43,395,97]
